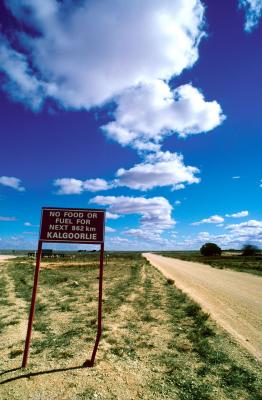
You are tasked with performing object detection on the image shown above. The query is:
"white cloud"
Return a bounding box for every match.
[216,220,262,248]
[260,180,262,187]
[225,210,249,218]
[53,151,200,193]
[54,178,112,194]
[1,0,224,203]
[172,184,186,191]
[124,227,175,245]
[192,215,224,225]
[239,0,262,32]
[174,220,262,249]
[115,151,200,191]
[82,179,112,192]
[105,226,116,233]
[124,228,151,238]
[24,222,39,227]
[90,195,175,230]
[0,216,17,221]
[175,200,181,205]
[0,37,55,110]
[196,231,211,240]
[0,176,25,191]
[1,0,205,109]
[118,219,262,250]
[54,178,83,194]
[103,81,225,151]
[232,176,240,179]
[105,236,129,250]
[226,219,262,235]
[106,212,120,220]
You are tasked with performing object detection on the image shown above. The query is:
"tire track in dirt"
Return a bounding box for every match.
[143,253,262,362]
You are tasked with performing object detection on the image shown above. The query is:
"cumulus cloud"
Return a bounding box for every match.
[105,226,116,233]
[124,227,174,245]
[226,219,262,235]
[1,0,226,214]
[90,195,175,230]
[196,231,211,240]
[106,212,120,220]
[53,179,83,194]
[176,220,262,249]
[225,211,249,218]
[239,0,262,32]
[103,81,225,151]
[53,151,200,193]
[1,0,224,201]
[0,37,55,110]
[105,236,130,250]
[173,184,186,191]
[24,222,39,227]
[0,176,25,191]
[205,219,262,248]
[1,0,205,109]
[207,220,262,248]
[106,218,262,251]
[115,151,200,191]
[0,216,17,221]
[82,179,113,192]
[54,178,112,194]
[192,215,224,225]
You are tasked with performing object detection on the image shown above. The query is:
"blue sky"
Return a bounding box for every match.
[0,0,261,250]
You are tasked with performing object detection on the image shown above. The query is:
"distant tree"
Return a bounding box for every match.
[242,244,258,256]
[200,242,222,256]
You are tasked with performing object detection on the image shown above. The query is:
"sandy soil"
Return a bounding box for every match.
[0,255,17,261]
[143,253,262,362]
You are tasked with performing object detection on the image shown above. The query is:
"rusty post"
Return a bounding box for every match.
[22,240,42,368]
[83,242,104,367]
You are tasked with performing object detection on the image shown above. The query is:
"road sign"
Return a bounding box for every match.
[40,207,105,243]
[22,207,105,369]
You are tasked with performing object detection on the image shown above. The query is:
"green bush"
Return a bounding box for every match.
[200,243,222,256]
[242,244,258,256]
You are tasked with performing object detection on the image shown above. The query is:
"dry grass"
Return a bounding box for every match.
[0,253,261,400]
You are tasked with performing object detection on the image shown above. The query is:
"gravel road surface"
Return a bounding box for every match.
[143,253,262,361]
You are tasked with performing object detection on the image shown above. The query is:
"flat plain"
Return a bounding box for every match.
[0,253,261,400]
[156,251,262,276]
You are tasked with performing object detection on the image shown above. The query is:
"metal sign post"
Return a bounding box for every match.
[22,241,42,368]
[22,207,105,368]
[83,242,104,367]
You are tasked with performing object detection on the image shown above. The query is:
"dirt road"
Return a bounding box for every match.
[143,253,262,361]
[0,255,17,262]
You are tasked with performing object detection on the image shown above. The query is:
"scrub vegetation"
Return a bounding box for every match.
[157,251,262,276]
[0,253,261,399]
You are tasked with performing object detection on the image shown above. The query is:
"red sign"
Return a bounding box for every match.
[39,207,105,244]
[22,206,106,369]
